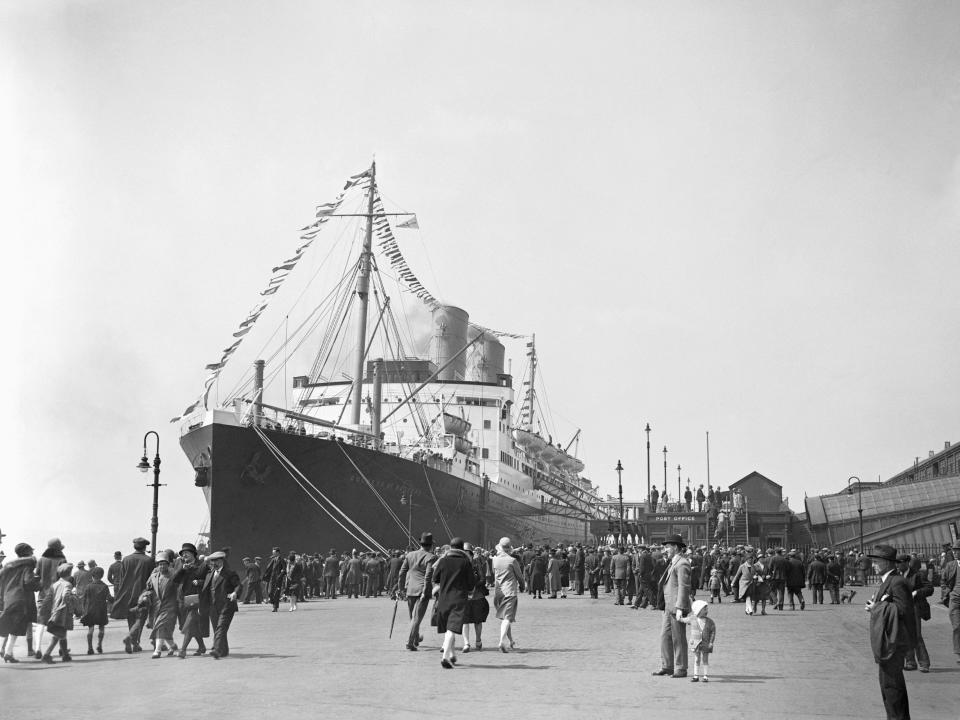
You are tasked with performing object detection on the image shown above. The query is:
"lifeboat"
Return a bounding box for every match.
[539,443,559,463]
[441,412,471,437]
[511,428,533,448]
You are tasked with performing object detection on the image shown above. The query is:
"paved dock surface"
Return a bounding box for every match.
[2,589,956,720]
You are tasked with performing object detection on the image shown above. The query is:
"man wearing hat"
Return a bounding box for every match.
[397,532,437,651]
[865,544,916,720]
[241,556,263,605]
[941,541,960,666]
[652,533,692,678]
[202,551,240,658]
[109,537,155,652]
[262,546,285,612]
[322,549,340,599]
[897,553,932,672]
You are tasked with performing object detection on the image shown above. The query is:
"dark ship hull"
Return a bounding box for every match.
[181,421,591,559]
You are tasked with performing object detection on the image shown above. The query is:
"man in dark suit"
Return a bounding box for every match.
[765,548,786,610]
[109,537,155,652]
[202,551,240,659]
[897,553,932,672]
[610,547,631,606]
[865,545,916,720]
[941,541,960,665]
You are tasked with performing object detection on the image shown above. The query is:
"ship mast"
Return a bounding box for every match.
[350,161,376,426]
[525,333,537,431]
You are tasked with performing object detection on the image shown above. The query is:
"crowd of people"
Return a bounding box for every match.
[1,528,957,718]
[0,536,241,662]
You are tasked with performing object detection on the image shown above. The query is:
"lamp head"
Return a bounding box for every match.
[137,455,150,473]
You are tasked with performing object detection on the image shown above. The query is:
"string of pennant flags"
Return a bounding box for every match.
[171,165,526,423]
[169,167,373,422]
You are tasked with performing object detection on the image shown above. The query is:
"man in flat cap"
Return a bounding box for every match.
[110,537,155,652]
[941,541,960,667]
[865,544,916,720]
[652,534,691,678]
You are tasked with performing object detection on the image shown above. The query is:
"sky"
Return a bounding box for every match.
[3,1,959,564]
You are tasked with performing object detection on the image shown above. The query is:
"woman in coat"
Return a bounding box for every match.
[529,549,547,599]
[172,542,209,657]
[546,550,563,599]
[731,554,758,615]
[146,550,180,657]
[0,543,39,662]
[431,537,477,668]
[460,543,489,653]
[283,552,304,611]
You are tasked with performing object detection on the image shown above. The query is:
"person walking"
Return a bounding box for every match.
[808,552,828,605]
[241,557,263,604]
[732,551,758,616]
[611,547,631,606]
[202,551,240,659]
[283,552,303,612]
[491,537,524,653]
[0,543,39,662]
[652,534,691,678]
[785,550,806,610]
[145,550,180,658]
[109,537,155,652]
[172,542,209,657]
[546,549,563,599]
[79,566,111,655]
[40,562,75,663]
[431,537,476,669]
[34,537,67,659]
[865,545,916,720]
[262,546,285,612]
[897,554,931,673]
[938,541,960,667]
[107,551,123,589]
[529,549,547,600]
[397,532,436,652]
[461,543,489,653]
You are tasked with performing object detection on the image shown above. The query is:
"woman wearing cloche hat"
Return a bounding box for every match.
[0,543,39,662]
[172,542,209,657]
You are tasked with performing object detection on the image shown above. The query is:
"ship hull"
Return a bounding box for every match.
[181,422,590,559]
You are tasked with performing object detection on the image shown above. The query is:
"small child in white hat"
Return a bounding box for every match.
[680,599,716,682]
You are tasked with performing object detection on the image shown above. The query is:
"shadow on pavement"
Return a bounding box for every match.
[712,674,781,683]
[459,664,552,670]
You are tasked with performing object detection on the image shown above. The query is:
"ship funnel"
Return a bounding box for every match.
[468,330,505,383]
[432,305,469,381]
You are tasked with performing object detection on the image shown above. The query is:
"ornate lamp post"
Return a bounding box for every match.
[847,476,863,555]
[136,431,163,560]
[676,464,682,508]
[616,460,625,544]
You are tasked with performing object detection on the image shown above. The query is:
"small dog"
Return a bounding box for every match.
[840,589,857,604]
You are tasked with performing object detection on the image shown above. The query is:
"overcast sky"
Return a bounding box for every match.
[3,1,959,563]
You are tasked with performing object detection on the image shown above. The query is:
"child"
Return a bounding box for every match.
[122,590,152,654]
[40,563,76,663]
[708,569,722,603]
[681,599,716,683]
[80,566,112,655]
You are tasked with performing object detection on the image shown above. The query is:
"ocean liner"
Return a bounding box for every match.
[174,164,606,558]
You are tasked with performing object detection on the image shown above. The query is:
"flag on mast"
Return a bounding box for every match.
[397,215,419,229]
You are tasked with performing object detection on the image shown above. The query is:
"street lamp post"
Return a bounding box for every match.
[676,464,681,508]
[645,424,651,511]
[136,431,163,560]
[616,460,625,544]
[847,476,863,555]
[662,446,668,507]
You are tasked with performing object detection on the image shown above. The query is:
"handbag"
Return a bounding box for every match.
[183,594,200,609]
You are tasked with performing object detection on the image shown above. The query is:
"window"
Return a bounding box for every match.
[483,419,491,429]
[482,448,489,459]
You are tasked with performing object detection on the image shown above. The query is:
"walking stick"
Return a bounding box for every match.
[388,596,399,638]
